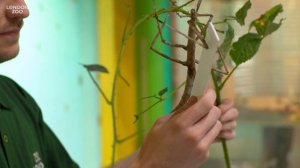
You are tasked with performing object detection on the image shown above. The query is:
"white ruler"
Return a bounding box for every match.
[191,22,220,98]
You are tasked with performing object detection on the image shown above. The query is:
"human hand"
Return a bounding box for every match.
[216,99,239,141]
[130,89,222,168]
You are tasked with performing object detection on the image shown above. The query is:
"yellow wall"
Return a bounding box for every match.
[98,0,137,166]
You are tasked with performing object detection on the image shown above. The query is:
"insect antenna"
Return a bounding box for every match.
[196,0,203,12]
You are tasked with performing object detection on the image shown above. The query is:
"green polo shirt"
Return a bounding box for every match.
[0,75,79,168]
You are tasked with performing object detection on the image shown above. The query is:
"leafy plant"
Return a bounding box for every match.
[211,2,284,167]
[83,0,284,167]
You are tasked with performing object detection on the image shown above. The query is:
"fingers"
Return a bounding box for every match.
[220,108,239,123]
[218,102,238,141]
[214,120,238,142]
[156,97,199,126]
[192,106,221,139]
[218,130,236,140]
[217,100,239,141]
[219,99,234,114]
[221,121,237,131]
[198,121,222,150]
[178,89,216,125]
[218,120,237,141]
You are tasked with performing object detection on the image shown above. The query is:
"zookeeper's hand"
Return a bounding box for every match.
[216,99,239,141]
[130,89,222,168]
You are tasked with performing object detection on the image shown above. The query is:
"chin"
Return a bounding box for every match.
[0,45,20,63]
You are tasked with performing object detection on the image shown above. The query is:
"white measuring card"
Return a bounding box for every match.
[191,22,220,98]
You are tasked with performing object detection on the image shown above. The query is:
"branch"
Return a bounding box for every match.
[117,131,139,144]
[104,2,196,165]
[87,71,111,105]
[222,140,231,168]
[110,9,132,167]
[213,17,237,25]
[140,95,159,100]
[135,80,186,121]
[127,0,195,39]
[119,72,130,87]
[134,100,161,122]
[211,70,221,104]
[165,80,186,100]
[219,66,238,90]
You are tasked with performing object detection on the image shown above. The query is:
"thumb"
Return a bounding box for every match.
[172,96,198,116]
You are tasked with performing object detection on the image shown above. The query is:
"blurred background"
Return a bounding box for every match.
[0,0,299,168]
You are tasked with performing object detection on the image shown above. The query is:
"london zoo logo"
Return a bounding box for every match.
[6,5,27,14]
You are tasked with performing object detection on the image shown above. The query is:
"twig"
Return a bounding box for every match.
[222,140,231,168]
[219,66,238,90]
[134,100,161,122]
[157,18,205,47]
[119,73,130,86]
[211,70,221,104]
[100,2,196,165]
[174,9,199,110]
[136,80,186,121]
[213,17,236,25]
[151,29,187,66]
[110,9,132,167]
[166,80,186,99]
[87,71,111,105]
[127,0,195,39]
[117,131,138,144]
[211,66,231,168]
[140,95,158,100]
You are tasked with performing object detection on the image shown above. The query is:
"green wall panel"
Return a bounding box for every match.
[135,0,174,143]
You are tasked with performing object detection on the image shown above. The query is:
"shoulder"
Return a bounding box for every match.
[0,74,16,84]
[0,75,42,122]
[0,74,28,97]
[0,74,17,82]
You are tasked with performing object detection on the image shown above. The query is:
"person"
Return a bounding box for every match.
[0,1,79,167]
[0,0,239,168]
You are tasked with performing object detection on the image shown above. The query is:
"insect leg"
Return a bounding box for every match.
[212,48,230,75]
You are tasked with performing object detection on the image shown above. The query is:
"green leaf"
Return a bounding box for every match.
[261,18,284,36]
[220,23,235,58]
[235,0,252,26]
[249,4,283,37]
[264,4,283,22]
[83,64,109,73]
[158,87,168,97]
[230,33,262,65]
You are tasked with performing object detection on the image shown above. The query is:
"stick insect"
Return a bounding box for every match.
[150,0,229,110]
